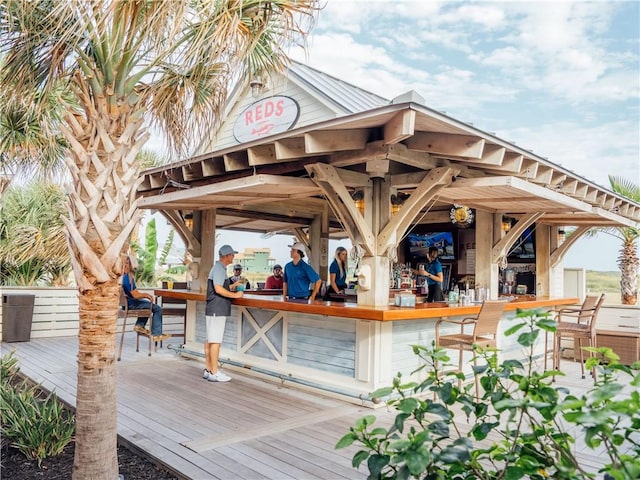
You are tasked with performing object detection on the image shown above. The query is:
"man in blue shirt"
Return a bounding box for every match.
[425,246,444,302]
[283,242,321,303]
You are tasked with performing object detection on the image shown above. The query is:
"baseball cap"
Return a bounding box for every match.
[233,263,242,270]
[218,245,238,256]
[273,264,282,270]
[288,242,306,253]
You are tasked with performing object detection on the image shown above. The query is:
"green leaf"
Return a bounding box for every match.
[405,447,431,475]
[517,330,539,347]
[352,450,369,468]
[336,432,357,449]
[393,413,410,433]
[471,422,497,441]
[397,397,419,413]
[504,465,526,480]
[367,454,390,477]
[355,415,377,430]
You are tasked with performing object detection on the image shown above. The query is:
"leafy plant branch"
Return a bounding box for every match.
[337,309,640,480]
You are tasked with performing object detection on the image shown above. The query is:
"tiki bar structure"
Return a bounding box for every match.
[137,62,640,401]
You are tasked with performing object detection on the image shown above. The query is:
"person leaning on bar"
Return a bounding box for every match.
[283,242,321,303]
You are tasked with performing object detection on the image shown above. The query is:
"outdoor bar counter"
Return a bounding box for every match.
[158,288,577,404]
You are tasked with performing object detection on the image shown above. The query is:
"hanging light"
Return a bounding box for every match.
[351,190,365,215]
[250,76,265,98]
[501,216,512,233]
[557,228,566,245]
[184,212,194,230]
[390,193,407,216]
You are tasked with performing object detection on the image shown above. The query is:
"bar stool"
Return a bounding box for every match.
[435,300,506,397]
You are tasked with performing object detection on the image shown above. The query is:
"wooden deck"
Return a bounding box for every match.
[1,333,626,480]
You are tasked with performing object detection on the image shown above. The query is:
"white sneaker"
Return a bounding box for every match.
[202,369,211,380]
[207,370,231,382]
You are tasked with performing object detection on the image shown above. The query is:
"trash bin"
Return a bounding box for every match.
[2,294,35,342]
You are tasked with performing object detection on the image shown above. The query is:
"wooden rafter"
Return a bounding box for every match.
[377,167,458,254]
[492,212,545,264]
[305,163,375,255]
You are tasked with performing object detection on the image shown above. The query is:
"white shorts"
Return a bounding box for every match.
[205,315,227,343]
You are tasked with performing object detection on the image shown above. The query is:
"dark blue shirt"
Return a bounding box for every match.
[329,259,347,290]
[284,260,320,298]
[426,258,443,286]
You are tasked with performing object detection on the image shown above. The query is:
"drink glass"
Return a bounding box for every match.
[167,280,174,289]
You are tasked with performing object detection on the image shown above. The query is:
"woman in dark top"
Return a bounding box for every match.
[324,246,348,300]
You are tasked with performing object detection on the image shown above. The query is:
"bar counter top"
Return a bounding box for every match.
[154,288,579,322]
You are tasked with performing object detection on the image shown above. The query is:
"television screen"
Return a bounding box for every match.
[508,225,535,261]
[407,232,455,261]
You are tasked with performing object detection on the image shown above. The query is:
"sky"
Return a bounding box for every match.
[162,0,640,272]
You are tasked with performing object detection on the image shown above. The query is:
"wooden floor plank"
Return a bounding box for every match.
[2,334,627,480]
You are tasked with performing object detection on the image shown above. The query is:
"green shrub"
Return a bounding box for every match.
[337,309,640,480]
[0,353,75,466]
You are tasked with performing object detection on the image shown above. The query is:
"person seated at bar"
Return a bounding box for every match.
[324,246,348,300]
[283,242,321,302]
[229,263,250,291]
[122,255,170,341]
[265,264,284,289]
[416,246,444,302]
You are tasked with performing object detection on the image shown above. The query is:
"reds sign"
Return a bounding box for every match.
[233,96,300,143]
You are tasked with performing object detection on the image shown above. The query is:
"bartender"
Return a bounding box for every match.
[416,247,444,302]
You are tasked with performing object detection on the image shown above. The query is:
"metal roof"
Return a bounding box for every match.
[287,61,389,114]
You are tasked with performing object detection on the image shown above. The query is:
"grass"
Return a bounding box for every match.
[586,270,639,303]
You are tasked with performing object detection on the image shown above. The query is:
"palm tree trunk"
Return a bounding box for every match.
[73,281,120,478]
[619,240,639,305]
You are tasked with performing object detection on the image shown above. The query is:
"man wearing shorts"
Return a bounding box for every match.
[203,244,244,382]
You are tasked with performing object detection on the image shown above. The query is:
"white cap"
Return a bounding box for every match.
[288,242,306,253]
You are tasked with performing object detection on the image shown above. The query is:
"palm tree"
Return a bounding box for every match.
[585,176,640,304]
[0,2,318,478]
[606,176,640,304]
[0,182,71,286]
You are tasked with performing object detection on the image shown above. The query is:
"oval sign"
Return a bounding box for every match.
[233,95,300,143]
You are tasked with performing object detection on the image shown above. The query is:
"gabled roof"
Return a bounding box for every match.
[139,63,640,238]
[286,60,389,114]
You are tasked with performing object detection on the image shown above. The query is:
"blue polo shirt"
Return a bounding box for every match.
[426,258,443,287]
[283,260,320,298]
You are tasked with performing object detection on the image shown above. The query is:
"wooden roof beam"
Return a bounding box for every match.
[521,159,539,179]
[378,167,458,254]
[222,151,249,171]
[329,140,389,168]
[305,128,369,154]
[492,212,545,263]
[246,145,276,166]
[478,152,523,174]
[201,157,225,177]
[562,178,578,195]
[406,132,485,159]
[550,225,589,267]
[384,109,415,144]
[274,137,314,160]
[305,163,376,255]
[182,162,203,182]
[584,187,598,202]
[534,166,554,184]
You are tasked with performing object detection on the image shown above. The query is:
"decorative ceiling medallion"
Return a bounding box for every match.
[450,205,474,228]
